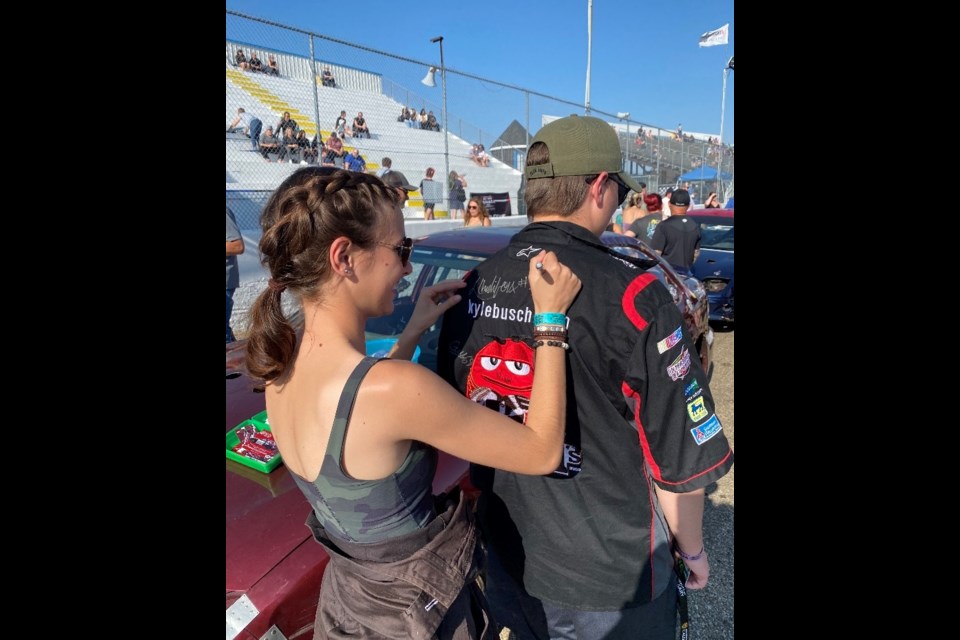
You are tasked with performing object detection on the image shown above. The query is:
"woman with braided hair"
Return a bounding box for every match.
[244,167,581,637]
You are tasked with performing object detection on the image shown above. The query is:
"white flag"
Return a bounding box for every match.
[699,23,729,47]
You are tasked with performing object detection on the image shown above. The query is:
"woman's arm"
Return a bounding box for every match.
[382,251,581,475]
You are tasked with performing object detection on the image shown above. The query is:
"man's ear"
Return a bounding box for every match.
[590,172,609,207]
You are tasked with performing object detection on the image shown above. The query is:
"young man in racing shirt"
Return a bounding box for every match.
[438,115,733,640]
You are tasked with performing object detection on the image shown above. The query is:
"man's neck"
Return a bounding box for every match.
[532,212,604,237]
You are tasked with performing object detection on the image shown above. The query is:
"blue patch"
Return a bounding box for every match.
[690,414,722,446]
[684,379,700,397]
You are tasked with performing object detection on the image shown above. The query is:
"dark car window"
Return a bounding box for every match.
[688,216,734,251]
[699,223,734,250]
[364,248,488,371]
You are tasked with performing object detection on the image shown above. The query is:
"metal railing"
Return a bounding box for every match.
[225,9,734,215]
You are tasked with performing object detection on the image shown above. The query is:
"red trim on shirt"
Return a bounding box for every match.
[623,380,664,481]
[621,273,657,331]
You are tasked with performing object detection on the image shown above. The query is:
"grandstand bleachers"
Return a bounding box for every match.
[226,64,523,217]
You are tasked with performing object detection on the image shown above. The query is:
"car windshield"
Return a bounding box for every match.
[698,221,734,251]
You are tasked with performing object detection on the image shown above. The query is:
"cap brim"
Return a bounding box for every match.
[616,171,644,195]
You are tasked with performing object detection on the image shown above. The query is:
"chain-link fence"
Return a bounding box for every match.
[225,10,734,225]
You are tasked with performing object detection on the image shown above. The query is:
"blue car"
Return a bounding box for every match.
[687,209,734,323]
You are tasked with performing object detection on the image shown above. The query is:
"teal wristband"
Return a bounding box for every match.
[533,313,567,326]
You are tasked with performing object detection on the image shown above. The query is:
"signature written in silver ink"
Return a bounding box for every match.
[476,274,526,300]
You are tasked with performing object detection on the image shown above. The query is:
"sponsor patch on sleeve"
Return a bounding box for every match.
[656,326,684,353]
[666,347,691,381]
[687,396,708,422]
[690,414,722,445]
[684,379,700,397]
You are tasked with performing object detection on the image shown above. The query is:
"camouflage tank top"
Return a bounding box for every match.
[290,357,438,543]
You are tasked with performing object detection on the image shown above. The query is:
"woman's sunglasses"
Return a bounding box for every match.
[376,237,414,266]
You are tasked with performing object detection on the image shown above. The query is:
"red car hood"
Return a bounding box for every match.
[226,372,314,592]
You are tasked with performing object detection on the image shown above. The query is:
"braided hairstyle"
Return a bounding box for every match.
[245,168,402,382]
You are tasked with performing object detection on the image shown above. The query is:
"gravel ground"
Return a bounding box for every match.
[686,326,734,639]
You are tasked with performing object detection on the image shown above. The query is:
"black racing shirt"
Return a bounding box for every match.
[438,221,733,610]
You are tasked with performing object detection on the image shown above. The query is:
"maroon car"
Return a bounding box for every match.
[225,226,712,639]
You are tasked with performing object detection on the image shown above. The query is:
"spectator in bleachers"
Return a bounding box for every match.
[259,126,283,161]
[297,130,317,164]
[353,112,370,139]
[418,108,428,129]
[234,48,250,70]
[324,132,346,165]
[345,148,367,172]
[334,110,352,139]
[228,107,263,151]
[249,52,264,73]
[283,127,301,164]
[477,144,490,167]
[420,167,438,220]
[267,55,280,76]
[275,112,298,136]
[376,157,392,178]
[426,111,440,132]
[463,197,492,228]
[406,106,418,128]
[321,67,336,87]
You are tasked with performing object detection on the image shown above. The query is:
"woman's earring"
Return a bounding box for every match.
[344,268,352,275]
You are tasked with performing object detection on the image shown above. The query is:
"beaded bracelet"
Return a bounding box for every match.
[534,340,570,350]
[674,543,704,561]
[533,313,567,326]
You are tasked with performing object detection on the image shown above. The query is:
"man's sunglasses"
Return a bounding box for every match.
[585,173,630,205]
[376,237,414,266]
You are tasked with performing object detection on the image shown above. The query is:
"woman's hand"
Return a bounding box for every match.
[528,250,581,315]
[406,279,467,336]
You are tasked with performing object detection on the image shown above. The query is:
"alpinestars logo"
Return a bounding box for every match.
[516,245,542,258]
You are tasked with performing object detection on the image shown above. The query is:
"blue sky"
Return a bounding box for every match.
[225,0,734,144]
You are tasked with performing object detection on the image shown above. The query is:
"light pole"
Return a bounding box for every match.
[718,55,733,195]
[428,36,449,217]
[617,112,630,174]
[585,0,593,113]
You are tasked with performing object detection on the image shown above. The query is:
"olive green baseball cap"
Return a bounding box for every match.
[524,114,644,194]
